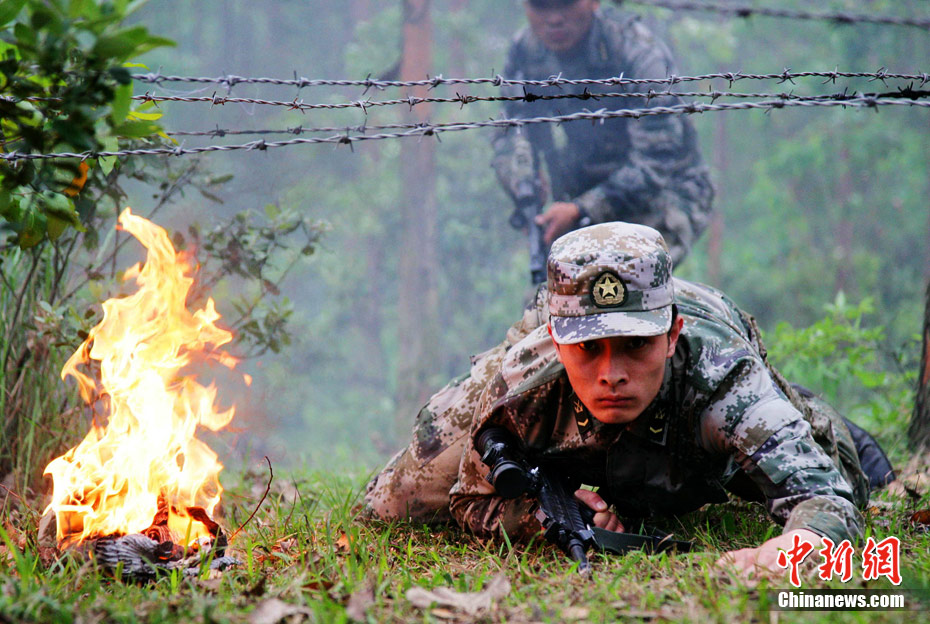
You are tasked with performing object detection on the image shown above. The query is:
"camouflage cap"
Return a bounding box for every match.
[547,222,674,344]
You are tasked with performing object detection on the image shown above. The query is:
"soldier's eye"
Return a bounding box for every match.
[628,337,648,350]
[577,341,598,353]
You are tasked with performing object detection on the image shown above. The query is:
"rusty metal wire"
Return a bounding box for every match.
[129,68,930,91]
[3,95,929,162]
[130,84,930,115]
[618,0,930,30]
[159,86,930,138]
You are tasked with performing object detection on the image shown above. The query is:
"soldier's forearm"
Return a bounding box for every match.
[783,495,864,545]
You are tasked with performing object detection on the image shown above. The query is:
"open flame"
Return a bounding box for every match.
[44,208,239,548]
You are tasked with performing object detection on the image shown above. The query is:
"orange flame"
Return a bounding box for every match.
[44,208,236,547]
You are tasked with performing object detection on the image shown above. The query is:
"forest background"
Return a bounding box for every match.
[2,0,929,488]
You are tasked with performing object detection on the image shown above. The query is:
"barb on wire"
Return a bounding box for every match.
[160,86,930,139]
[10,80,930,115]
[129,69,930,91]
[3,96,930,163]
[133,83,930,114]
[617,0,930,30]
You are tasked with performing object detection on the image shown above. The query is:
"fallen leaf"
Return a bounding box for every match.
[561,606,590,620]
[247,598,311,624]
[244,576,268,598]
[430,608,457,620]
[196,578,224,594]
[910,509,930,525]
[345,582,375,622]
[37,546,58,568]
[334,533,350,552]
[303,578,335,592]
[272,537,298,553]
[406,574,510,616]
[37,511,57,547]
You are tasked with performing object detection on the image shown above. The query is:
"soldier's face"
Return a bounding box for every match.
[524,0,600,52]
[550,317,682,425]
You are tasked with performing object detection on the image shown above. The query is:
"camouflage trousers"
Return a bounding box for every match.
[362,294,870,524]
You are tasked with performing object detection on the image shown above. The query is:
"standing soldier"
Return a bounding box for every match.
[493,0,714,276]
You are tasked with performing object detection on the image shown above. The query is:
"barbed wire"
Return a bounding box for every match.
[129,68,930,91]
[3,96,929,162]
[134,84,930,115]
[8,83,927,112]
[619,0,930,30]
[158,86,930,138]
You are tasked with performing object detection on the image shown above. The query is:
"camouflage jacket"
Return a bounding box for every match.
[491,7,714,265]
[449,279,864,545]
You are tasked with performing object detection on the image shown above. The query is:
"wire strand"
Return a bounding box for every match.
[3,96,928,162]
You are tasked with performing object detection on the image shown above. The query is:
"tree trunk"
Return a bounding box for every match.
[707,111,727,285]
[395,0,439,436]
[909,281,930,452]
[833,147,854,296]
[449,0,468,94]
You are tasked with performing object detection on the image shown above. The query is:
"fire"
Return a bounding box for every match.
[44,208,237,548]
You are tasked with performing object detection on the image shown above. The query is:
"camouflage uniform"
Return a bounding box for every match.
[365,223,868,548]
[492,6,714,265]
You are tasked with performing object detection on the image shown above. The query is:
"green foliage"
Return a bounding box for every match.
[194,205,329,358]
[0,0,173,247]
[669,0,928,348]
[765,293,918,455]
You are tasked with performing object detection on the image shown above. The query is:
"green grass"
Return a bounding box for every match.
[2,470,928,624]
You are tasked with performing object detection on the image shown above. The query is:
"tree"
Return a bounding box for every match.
[395,0,439,430]
[0,0,173,246]
[908,282,930,452]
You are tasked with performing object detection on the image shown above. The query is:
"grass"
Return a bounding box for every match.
[2,468,928,624]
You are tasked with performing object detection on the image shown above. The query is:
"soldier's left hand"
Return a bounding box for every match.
[574,488,624,532]
[536,202,581,244]
[716,528,823,584]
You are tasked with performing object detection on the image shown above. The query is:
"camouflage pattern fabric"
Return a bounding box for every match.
[491,6,714,265]
[547,222,674,341]
[449,278,867,545]
[361,288,549,522]
[365,279,868,546]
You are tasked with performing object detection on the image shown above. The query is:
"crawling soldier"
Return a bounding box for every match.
[364,222,892,577]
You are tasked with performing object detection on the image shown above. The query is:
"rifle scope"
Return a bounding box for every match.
[475,428,536,499]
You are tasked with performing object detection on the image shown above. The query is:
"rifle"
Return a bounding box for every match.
[475,427,692,574]
[503,137,548,285]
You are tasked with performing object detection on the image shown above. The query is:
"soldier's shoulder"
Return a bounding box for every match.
[507,24,548,66]
[673,278,748,329]
[497,324,564,398]
[672,278,768,391]
[597,6,654,45]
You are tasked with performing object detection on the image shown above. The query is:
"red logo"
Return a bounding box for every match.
[817,538,855,582]
[776,533,815,587]
[862,536,902,585]
[778,534,903,587]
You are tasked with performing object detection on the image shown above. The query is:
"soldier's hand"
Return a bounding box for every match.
[574,488,624,532]
[536,202,581,244]
[716,528,823,585]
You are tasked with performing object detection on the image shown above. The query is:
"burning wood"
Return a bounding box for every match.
[91,498,238,580]
[42,208,244,578]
